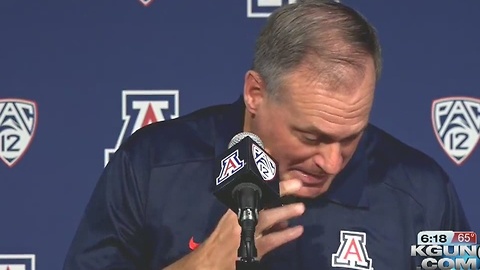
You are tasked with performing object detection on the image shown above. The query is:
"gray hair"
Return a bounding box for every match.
[252,0,382,98]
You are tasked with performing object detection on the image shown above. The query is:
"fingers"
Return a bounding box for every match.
[189,209,241,270]
[256,225,304,258]
[279,179,302,196]
[213,209,241,237]
[262,220,289,235]
[263,147,302,197]
[256,203,305,233]
[254,201,305,259]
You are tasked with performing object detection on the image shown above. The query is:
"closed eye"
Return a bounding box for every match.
[295,126,365,145]
[302,135,319,144]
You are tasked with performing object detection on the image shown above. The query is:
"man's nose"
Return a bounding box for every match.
[313,143,343,175]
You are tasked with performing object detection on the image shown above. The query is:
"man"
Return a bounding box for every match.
[64,1,470,269]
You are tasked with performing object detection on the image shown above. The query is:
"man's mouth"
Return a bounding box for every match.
[295,170,329,186]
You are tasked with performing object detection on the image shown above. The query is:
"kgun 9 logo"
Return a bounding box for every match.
[412,231,479,269]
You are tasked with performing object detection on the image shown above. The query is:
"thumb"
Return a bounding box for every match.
[279,179,302,196]
[262,147,302,196]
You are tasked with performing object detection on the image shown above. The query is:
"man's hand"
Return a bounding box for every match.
[163,179,305,270]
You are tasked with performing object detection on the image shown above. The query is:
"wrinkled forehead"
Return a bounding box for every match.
[283,94,371,142]
[272,59,375,135]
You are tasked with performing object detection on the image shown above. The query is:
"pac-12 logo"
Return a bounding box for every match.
[216,150,245,185]
[252,144,276,180]
[246,0,340,18]
[0,254,36,270]
[432,96,480,165]
[0,99,37,168]
[104,90,179,166]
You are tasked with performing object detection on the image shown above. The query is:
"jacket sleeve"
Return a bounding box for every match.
[422,163,472,232]
[63,146,149,270]
[439,178,471,232]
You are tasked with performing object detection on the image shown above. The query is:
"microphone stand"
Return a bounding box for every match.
[234,183,263,270]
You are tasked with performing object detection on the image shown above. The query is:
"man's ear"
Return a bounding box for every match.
[243,70,266,115]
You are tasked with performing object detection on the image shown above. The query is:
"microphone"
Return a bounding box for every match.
[213,131,282,216]
[212,132,282,268]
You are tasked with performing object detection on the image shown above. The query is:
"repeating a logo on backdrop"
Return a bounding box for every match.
[0,254,35,270]
[0,99,37,168]
[138,0,154,7]
[247,0,340,18]
[432,96,480,165]
[104,90,179,166]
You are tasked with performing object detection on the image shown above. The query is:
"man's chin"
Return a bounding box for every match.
[294,184,331,199]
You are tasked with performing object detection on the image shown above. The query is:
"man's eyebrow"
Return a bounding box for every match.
[294,124,368,142]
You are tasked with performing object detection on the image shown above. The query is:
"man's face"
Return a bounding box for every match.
[243,58,376,198]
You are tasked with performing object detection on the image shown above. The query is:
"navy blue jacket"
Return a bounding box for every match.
[63,96,470,270]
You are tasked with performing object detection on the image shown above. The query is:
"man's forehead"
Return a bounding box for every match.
[279,57,376,96]
[295,116,368,136]
[281,93,371,141]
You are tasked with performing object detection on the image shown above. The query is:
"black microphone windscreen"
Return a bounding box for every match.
[213,132,282,212]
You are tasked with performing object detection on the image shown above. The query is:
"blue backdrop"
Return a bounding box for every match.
[0,1,479,269]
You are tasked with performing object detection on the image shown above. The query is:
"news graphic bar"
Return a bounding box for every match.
[452,231,477,245]
[417,231,478,246]
[413,231,479,270]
